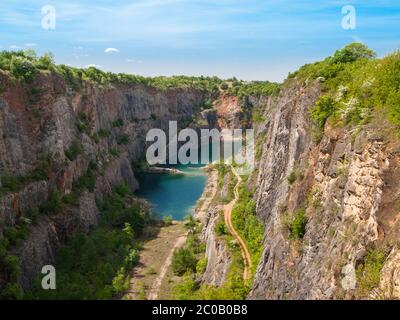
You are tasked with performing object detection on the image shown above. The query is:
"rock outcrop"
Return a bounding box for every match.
[249,80,400,299]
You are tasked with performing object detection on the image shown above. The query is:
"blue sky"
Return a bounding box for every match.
[0,0,399,81]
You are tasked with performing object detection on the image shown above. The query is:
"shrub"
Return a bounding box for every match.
[331,43,375,64]
[111,118,124,128]
[65,140,83,161]
[0,283,24,299]
[287,169,304,185]
[40,190,64,215]
[2,255,21,282]
[283,209,308,240]
[172,247,198,276]
[124,248,140,269]
[196,257,208,274]
[163,215,173,226]
[36,53,55,70]
[220,83,229,90]
[116,133,130,145]
[287,171,297,185]
[356,248,386,296]
[76,112,91,133]
[109,148,119,157]
[10,56,36,82]
[73,167,96,193]
[114,183,131,197]
[97,128,110,139]
[214,220,228,236]
[310,96,337,129]
[3,224,29,248]
[112,267,130,295]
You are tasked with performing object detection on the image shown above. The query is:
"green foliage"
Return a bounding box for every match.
[283,209,308,240]
[214,220,228,236]
[98,184,146,235]
[40,190,64,215]
[10,56,37,82]
[288,43,400,135]
[0,255,23,299]
[231,181,264,272]
[309,96,337,129]
[288,43,376,83]
[36,53,55,70]
[150,113,157,121]
[3,222,30,249]
[251,108,265,123]
[331,43,375,64]
[200,99,213,110]
[65,140,83,161]
[287,171,297,185]
[163,215,173,226]
[111,118,124,128]
[196,257,208,274]
[63,164,97,206]
[220,82,229,90]
[228,81,280,98]
[2,255,21,281]
[0,158,49,194]
[76,112,91,134]
[116,133,130,145]
[97,128,110,139]
[371,51,400,128]
[111,267,130,295]
[0,283,24,300]
[175,237,250,300]
[109,148,120,157]
[356,248,386,296]
[29,186,147,299]
[172,247,198,276]
[287,168,304,185]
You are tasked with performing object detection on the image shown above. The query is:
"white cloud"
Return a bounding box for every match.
[104,48,120,54]
[24,43,38,47]
[9,45,21,50]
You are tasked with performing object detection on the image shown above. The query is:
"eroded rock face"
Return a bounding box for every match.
[200,208,231,287]
[249,81,396,300]
[379,249,400,299]
[0,72,208,289]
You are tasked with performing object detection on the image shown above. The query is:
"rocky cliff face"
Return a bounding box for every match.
[0,71,208,289]
[249,80,400,299]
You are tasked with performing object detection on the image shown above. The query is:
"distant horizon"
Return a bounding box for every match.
[1,0,399,82]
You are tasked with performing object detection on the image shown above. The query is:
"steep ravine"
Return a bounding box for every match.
[2,55,400,300]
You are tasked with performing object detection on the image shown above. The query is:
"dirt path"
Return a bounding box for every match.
[224,166,252,281]
[147,234,187,300]
[125,223,186,300]
[125,171,218,300]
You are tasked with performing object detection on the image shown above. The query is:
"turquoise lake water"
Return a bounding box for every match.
[135,164,207,220]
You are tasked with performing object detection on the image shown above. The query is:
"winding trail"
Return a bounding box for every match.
[224,166,252,281]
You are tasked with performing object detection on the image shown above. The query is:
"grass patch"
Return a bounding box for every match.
[356,248,387,297]
[282,209,308,240]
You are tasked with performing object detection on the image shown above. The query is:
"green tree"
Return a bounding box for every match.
[172,247,198,276]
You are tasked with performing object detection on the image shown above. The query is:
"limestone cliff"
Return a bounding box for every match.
[248,80,400,299]
[0,70,208,290]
